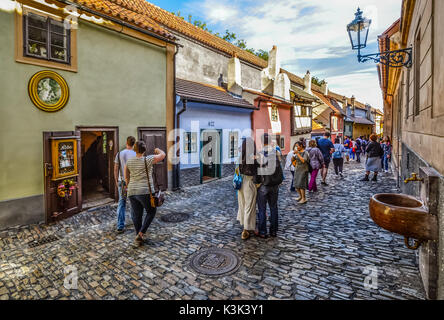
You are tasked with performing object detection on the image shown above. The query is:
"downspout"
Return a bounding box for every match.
[173,99,187,190]
[172,45,182,191]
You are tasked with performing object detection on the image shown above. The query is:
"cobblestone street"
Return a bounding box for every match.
[0,161,425,300]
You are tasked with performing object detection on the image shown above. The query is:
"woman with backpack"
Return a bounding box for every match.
[306,140,324,193]
[361,134,384,182]
[332,137,346,177]
[292,141,310,204]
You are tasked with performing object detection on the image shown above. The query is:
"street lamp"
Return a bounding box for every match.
[347,8,412,68]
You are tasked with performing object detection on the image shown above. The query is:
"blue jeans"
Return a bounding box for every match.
[257,185,279,236]
[117,182,127,230]
[383,154,390,171]
[350,149,355,160]
[290,171,295,191]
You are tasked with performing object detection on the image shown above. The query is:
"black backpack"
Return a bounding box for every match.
[257,152,284,187]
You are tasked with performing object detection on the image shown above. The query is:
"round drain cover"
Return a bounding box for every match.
[160,212,190,223]
[189,248,242,277]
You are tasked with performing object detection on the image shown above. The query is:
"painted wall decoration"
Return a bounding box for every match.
[28,70,69,112]
[51,139,78,180]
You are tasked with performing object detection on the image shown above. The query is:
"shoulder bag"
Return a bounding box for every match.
[144,157,164,208]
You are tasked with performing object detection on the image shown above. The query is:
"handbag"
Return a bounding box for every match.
[144,157,164,208]
[233,166,243,190]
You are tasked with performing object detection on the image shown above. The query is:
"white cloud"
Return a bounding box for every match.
[189,0,402,108]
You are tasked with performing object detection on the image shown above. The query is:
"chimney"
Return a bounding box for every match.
[274,73,290,101]
[261,46,280,95]
[351,95,356,117]
[321,82,328,96]
[227,54,243,96]
[304,70,312,94]
[268,45,280,80]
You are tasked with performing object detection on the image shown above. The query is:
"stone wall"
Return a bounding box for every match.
[174,32,262,90]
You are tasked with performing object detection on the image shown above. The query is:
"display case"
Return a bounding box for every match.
[51,138,78,180]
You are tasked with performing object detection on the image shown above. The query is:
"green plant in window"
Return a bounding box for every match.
[29,43,38,54]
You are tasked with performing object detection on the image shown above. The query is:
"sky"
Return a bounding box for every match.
[149,0,404,110]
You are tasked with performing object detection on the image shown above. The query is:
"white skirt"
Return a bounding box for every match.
[237,175,257,231]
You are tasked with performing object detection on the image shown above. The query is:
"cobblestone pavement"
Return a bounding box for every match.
[0,161,425,300]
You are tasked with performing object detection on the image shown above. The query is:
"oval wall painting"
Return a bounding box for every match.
[29,71,69,112]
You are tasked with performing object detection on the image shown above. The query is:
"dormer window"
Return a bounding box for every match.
[24,12,71,64]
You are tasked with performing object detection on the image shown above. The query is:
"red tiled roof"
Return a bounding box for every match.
[176,79,256,110]
[242,88,293,107]
[312,91,342,114]
[104,0,269,68]
[69,0,176,40]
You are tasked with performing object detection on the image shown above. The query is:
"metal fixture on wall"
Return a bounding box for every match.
[347,8,412,68]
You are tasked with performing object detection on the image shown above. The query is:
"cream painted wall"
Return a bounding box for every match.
[0,10,167,201]
[395,0,444,175]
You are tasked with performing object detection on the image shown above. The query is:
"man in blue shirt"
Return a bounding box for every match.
[317,132,335,186]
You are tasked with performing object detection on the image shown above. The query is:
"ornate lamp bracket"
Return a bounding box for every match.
[358,48,413,68]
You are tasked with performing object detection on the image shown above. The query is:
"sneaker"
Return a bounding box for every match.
[384,170,389,173]
[254,231,267,239]
[116,228,124,234]
[134,234,143,247]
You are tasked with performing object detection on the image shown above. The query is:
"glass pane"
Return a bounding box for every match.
[28,26,47,43]
[50,46,67,61]
[51,33,67,48]
[27,41,47,58]
[58,142,75,174]
[28,13,47,29]
[294,105,301,116]
[50,19,65,34]
[295,117,302,129]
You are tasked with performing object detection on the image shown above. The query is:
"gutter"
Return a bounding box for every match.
[58,0,177,47]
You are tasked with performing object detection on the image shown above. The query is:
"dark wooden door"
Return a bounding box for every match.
[138,128,168,191]
[43,131,82,223]
[201,129,221,182]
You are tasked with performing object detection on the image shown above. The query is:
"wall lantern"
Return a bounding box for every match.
[347,8,412,68]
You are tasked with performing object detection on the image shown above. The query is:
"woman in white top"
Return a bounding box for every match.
[285,143,298,192]
[124,140,166,247]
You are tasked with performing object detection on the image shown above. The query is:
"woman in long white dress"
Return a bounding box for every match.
[237,137,259,240]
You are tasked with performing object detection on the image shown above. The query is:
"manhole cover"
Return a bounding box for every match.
[160,212,190,223]
[189,248,242,277]
[28,235,60,248]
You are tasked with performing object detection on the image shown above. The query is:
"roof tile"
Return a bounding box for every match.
[176,79,256,110]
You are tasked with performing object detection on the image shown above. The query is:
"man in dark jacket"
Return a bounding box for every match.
[255,133,283,238]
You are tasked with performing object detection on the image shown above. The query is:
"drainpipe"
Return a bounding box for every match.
[172,45,182,191]
[173,98,187,190]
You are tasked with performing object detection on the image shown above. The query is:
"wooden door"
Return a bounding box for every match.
[201,129,221,182]
[138,128,168,191]
[43,131,82,223]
